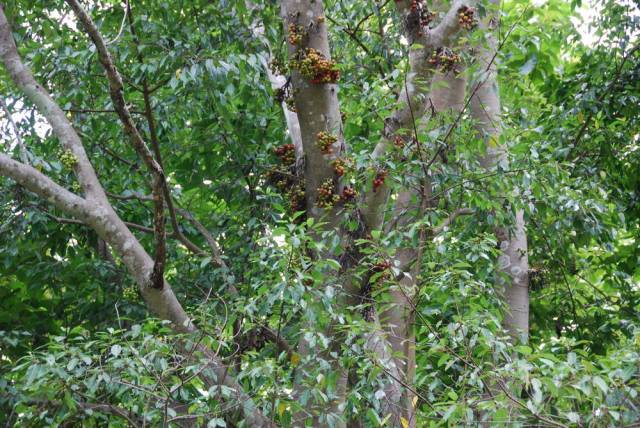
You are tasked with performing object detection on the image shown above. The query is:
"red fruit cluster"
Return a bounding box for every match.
[371,259,392,282]
[428,47,461,72]
[265,169,289,190]
[373,169,387,192]
[310,61,340,84]
[317,131,337,154]
[420,9,436,28]
[457,6,476,30]
[317,179,340,208]
[289,184,306,212]
[341,186,356,201]
[288,23,304,45]
[394,136,405,149]
[274,143,296,165]
[409,0,436,36]
[372,260,391,273]
[332,158,347,176]
[291,48,340,84]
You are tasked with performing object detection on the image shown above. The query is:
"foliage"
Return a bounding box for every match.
[0,0,639,426]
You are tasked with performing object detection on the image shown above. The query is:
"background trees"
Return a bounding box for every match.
[0,0,638,427]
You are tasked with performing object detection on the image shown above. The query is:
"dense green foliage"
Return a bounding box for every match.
[0,0,638,426]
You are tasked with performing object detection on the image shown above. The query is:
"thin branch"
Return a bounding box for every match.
[106,191,206,255]
[67,0,167,289]
[423,6,528,173]
[430,207,474,236]
[105,0,129,45]
[324,14,387,79]
[361,0,478,229]
[95,141,137,167]
[125,1,205,262]
[107,191,152,201]
[148,76,172,93]
[175,208,228,270]
[568,44,639,155]
[40,208,200,245]
[24,399,142,427]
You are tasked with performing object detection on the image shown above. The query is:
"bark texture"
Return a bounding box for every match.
[469,1,530,341]
[281,0,345,220]
[365,2,476,425]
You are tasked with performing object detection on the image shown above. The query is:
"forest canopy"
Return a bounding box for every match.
[0,0,638,427]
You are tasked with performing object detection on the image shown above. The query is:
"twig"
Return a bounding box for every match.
[430,207,474,236]
[105,0,129,45]
[125,1,204,263]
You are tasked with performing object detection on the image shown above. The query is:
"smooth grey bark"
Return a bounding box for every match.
[275,0,429,423]
[469,2,529,341]
[276,2,348,424]
[262,58,304,164]
[431,70,467,113]
[365,3,476,426]
[363,0,477,230]
[275,1,410,424]
[280,0,344,221]
[247,2,304,162]
[377,69,468,428]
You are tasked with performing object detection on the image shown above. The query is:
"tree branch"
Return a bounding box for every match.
[125,2,205,261]
[280,0,345,219]
[0,153,91,220]
[107,191,153,201]
[0,6,108,201]
[430,207,474,236]
[66,0,167,289]
[247,2,303,165]
[175,208,227,270]
[64,107,145,115]
[0,10,273,425]
[361,0,477,230]
[105,191,207,255]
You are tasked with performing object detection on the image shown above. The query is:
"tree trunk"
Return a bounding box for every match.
[468,0,529,341]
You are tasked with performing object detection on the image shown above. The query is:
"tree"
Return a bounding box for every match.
[0,0,638,427]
